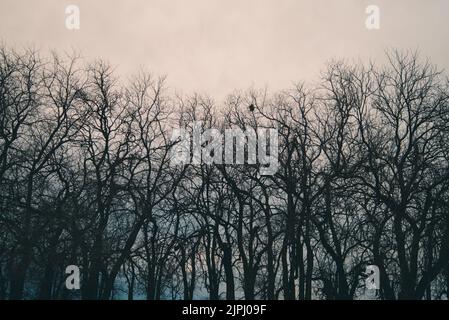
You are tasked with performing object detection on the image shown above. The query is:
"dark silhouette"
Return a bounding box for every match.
[0,46,448,300]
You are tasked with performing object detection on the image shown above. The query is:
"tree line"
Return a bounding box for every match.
[0,45,448,300]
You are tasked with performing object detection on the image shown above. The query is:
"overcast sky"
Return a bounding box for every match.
[1,0,449,99]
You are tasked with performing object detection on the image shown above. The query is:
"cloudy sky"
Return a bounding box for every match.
[1,0,448,99]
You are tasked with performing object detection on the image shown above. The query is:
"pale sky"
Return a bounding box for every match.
[1,0,449,99]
